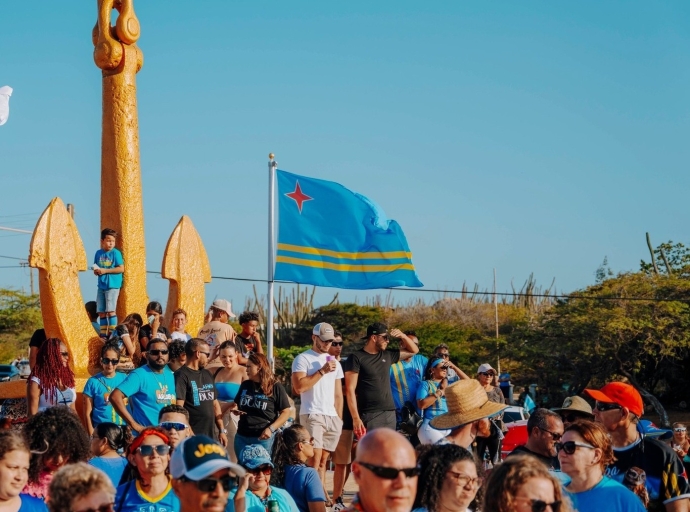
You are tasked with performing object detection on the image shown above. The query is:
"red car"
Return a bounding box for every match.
[501,419,528,460]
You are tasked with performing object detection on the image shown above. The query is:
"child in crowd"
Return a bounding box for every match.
[93,228,125,338]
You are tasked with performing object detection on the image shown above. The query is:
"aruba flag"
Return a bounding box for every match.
[275,170,423,289]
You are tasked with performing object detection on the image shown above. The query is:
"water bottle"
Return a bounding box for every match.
[267,499,280,512]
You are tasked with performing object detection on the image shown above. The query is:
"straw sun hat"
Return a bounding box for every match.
[430,379,508,430]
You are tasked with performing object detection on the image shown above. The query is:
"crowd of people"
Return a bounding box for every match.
[3,288,690,512]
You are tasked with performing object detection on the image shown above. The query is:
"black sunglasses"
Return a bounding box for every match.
[514,498,561,512]
[247,465,273,475]
[594,400,621,412]
[61,352,70,358]
[198,351,211,357]
[136,444,170,457]
[181,475,238,492]
[101,358,119,366]
[555,441,596,455]
[148,349,169,356]
[437,353,450,358]
[479,371,495,377]
[538,427,562,441]
[357,461,421,479]
[331,342,343,347]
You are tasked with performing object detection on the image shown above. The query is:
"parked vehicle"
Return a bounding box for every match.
[0,365,21,382]
[501,419,528,460]
[17,359,30,379]
[503,405,530,424]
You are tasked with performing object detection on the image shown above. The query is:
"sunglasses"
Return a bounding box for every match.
[514,498,561,512]
[674,428,687,433]
[331,342,343,347]
[437,353,450,358]
[561,413,587,424]
[61,352,70,358]
[538,427,562,441]
[181,475,238,492]
[300,437,315,446]
[594,401,622,412]
[136,444,171,457]
[248,465,273,475]
[101,358,119,366]
[479,372,495,377]
[159,421,189,431]
[377,335,389,340]
[198,351,211,357]
[72,502,115,512]
[357,461,421,479]
[555,441,596,455]
[148,349,169,356]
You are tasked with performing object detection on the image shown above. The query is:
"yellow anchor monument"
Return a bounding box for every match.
[0,0,212,413]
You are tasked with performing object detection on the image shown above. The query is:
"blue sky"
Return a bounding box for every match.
[1,1,689,311]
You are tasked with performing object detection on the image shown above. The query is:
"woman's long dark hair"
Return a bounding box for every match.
[270,424,308,486]
[248,352,275,396]
[95,422,132,452]
[414,444,483,512]
[424,356,445,380]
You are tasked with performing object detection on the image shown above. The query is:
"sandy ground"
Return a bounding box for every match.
[325,469,359,503]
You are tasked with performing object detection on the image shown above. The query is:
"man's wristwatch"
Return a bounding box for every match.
[220,429,228,434]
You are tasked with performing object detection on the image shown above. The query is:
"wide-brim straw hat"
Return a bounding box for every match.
[430,379,508,430]
[551,396,594,418]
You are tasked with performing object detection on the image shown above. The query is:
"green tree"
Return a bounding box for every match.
[506,273,690,426]
[641,241,690,277]
[0,288,42,363]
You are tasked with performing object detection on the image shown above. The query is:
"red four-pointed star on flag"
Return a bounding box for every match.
[285,181,313,213]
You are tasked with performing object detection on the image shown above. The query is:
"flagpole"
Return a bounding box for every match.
[267,153,277,369]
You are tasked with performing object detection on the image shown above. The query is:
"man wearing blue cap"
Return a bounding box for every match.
[171,435,246,512]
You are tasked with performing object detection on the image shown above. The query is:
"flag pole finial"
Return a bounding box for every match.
[269,153,275,160]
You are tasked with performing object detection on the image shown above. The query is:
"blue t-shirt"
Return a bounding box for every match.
[19,494,48,512]
[416,380,448,420]
[115,479,180,512]
[115,365,176,429]
[390,354,428,412]
[227,487,299,512]
[94,248,124,290]
[90,456,129,487]
[566,476,646,512]
[83,372,128,426]
[284,464,326,512]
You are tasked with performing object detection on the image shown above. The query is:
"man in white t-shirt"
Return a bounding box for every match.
[292,322,344,494]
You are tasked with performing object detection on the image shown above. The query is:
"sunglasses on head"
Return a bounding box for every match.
[331,342,343,347]
[555,441,596,455]
[136,444,170,457]
[148,349,169,356]
[594,401,621,412]
[72,502,115,512]
[101,358,119,366]
[248,465,273,475]
[159,421,189,431]
[357,461,421,479]
[181,475,238,493]
[514,498,561,512]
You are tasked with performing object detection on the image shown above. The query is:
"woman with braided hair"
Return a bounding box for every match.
[413,444,483,512]
[270,424,326,512]
[27,338,76,417]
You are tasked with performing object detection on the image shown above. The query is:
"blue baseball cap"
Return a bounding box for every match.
[170,435,245,480]
[239,444,274,470]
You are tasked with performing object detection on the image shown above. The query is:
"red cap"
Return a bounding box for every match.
[583,382,644,417]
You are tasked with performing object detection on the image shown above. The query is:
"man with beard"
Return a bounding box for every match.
[175,338,227,445]
[505,408,563,469]
[111,338,176,433]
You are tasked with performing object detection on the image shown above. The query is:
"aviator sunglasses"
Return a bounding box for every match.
[136,444,171,457]
[514,497,561,512]
[357,461,421,479]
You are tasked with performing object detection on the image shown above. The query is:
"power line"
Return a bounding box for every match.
[0,255,25,261]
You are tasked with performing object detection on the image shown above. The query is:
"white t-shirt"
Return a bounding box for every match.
[292,349,343,416]
[30,376,77,412]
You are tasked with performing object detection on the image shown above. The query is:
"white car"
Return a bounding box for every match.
[17,359,30,379]
[502,405,530,424]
